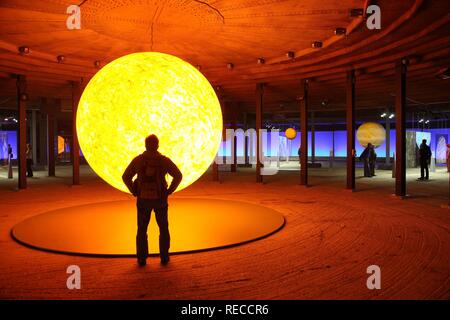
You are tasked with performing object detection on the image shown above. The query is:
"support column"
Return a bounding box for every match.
[17,75,27,189]
[212,147,219,181]
[231,102,238,172]
[212,90,225,182]
[72,81,81,185]
[256,83,264,183]
[39,100,48,166]
[47,100,57,177]
[385,107,391,165]
[395,59,407,197]
[311,111,315,164]
[243,112,249,166]
[346,70,356,190]
[331,123,335,169]
[300,79,309,186]
[31,110,37,163]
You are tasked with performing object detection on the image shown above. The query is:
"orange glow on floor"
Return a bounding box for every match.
[11,198,285,256]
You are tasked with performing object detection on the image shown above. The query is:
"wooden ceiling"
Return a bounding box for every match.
[0,0,449,117]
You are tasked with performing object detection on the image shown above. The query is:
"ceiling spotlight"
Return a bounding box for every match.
[334,27,346,35]
[312,41,323,48]
[389,114,395,119]
[57,55,65,63]
[227,63,234,70]
[380,113,387,118]
[257,57,265,65]
[321,99,329,107]
[425,120,430,124]
[13,118,18,123]
[94,60,101,68]
[18,46,30,55]
[350,8,364,17]
[286,51,295,59]
[418,119,424,123]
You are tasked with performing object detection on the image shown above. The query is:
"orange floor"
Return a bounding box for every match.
[0,165,449,299]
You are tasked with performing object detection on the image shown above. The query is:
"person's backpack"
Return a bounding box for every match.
[135,156,166,200]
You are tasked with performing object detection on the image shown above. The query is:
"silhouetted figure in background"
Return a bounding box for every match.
[369,143,377,177]
[7,144,13,179]
[7,144,12,164]
[418,139,432,180]
[297,147,301,166]
[26,144,33,177]
[360,143,374,177]
[122,134,182,267]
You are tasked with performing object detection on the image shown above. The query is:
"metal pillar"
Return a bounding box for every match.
[395,59,407,197]
[346,70,356,190]
[256,83,264,183]
[300,79,309,186]
[72,81,81,185]
[17,75,27,189]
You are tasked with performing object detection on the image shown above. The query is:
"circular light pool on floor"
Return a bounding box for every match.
[11,198,285,256]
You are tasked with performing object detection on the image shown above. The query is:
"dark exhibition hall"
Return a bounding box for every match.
[0,0,449,307]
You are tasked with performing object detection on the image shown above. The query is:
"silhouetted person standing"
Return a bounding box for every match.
[26,144,33,177]
[369,143,377,177]
[7,144,12,160]
[418,139,431,180]
[7,144,13,179]
[360,143,374,177]
[122,134,182,266]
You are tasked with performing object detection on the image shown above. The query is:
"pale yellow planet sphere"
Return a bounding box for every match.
[285,127,297,140]
[356,122,386,148]
[76,52,223,194]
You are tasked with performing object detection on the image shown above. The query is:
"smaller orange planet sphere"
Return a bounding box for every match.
[356,122,386,148]
[285,128,297,140]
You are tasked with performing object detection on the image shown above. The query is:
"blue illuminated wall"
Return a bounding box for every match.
[282,130,397,158]
[429,128,450,155]
[0,131,17,160]
[217,128,450,160]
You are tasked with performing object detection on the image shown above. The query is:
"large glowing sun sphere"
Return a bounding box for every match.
[77,52,223,193]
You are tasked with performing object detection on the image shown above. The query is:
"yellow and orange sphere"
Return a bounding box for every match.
[356,122,386,148]
[76,52,223,193]
[285,127,297,140]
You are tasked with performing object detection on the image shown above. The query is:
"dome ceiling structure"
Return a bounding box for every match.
[0,0,449,115]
